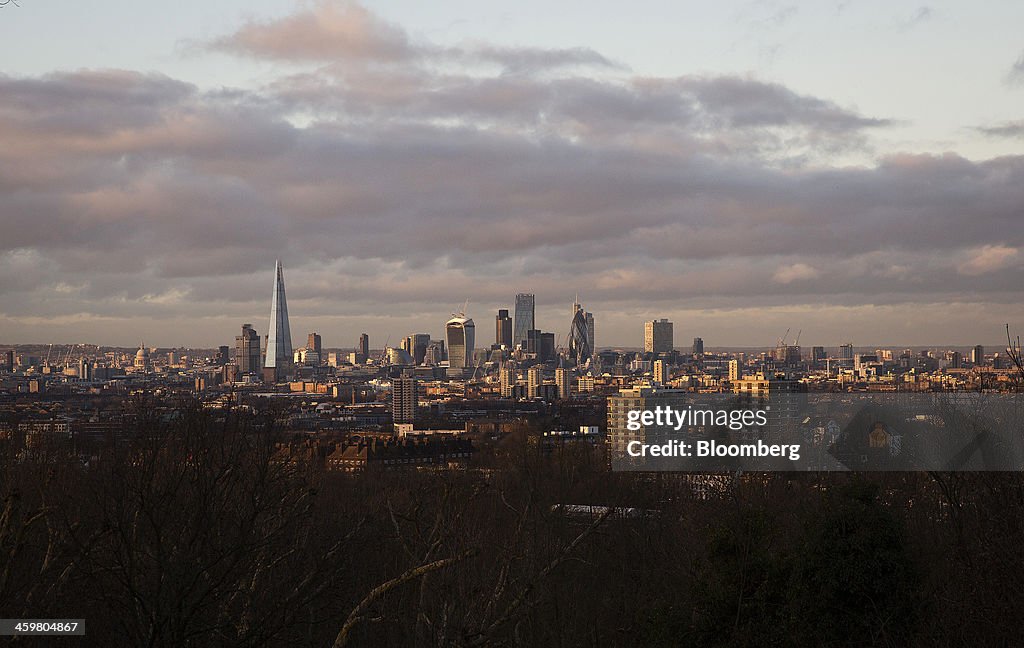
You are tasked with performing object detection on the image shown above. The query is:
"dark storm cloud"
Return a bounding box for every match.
[1,2,1022,346]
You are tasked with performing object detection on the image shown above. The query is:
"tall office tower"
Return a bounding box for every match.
[644,319,673,354]
[653,359,668,385]
[971,345,985,365]
[569,298,593,366]
[167,351,177,367]
[586,312,595,354]
[307,332,322,360]
[692,337,704,356]
[496,309,513,348]
[555,366,571,399]
[811,346,826,363]
[264,260,293,377]
[839,343,854,361]
[358,333,370,359]
[526,329,540,356]
[728,359,739,382]
[500,365,515,398]
[403,334,431,365]
[527,366,542,399]
[446,314,476,369]
[236,324,261,374]
[513,293,535,349]
[217,345,230,365]
[2,349,13,372]
[540,333,555,363]
[392,377,418,425]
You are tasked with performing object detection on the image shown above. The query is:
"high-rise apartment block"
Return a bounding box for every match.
[527,366,542,399]
[500,365,515,398]
[653,359,669,384]
[392,377,418,425]
[555,367,571,399]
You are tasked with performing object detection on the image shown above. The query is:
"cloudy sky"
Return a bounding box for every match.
[1,0,1023,349]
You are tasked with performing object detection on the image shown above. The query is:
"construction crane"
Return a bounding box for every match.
[777,328,791,348]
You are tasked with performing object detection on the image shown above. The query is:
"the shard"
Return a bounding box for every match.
[264,260,293,375]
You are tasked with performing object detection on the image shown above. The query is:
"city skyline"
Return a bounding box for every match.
[2,2,1023,347]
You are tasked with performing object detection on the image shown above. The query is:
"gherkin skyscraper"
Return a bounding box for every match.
[264,260,293,377]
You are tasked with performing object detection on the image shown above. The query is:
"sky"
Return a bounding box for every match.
[1,0,1023,349]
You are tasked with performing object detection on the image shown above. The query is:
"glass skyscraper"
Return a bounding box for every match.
[513,293,535,349]
[264,260,293,376]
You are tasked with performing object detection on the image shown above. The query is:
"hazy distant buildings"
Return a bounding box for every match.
[812,346,826,363]
[2,350,13,372]
[644,319,673,354]
[839,343,854,362]
[513,293,535,349]
[264,260,293,380]
[971,345,985,365]
[945,350,963,369]
[446,314,476,369]
[496,309,513,348]
[692,337,704,356]
[235,324,261,374]
[217,345,230,365]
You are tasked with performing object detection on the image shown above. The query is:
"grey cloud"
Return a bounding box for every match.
[209,1,619,76]
[1008,52,1024,84]
[899,6,933,30]
[471,45,619,73]
[0,7,1021,346]
[978,121,1024,138]
[675,76,891,133]
[211,2,416,63]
